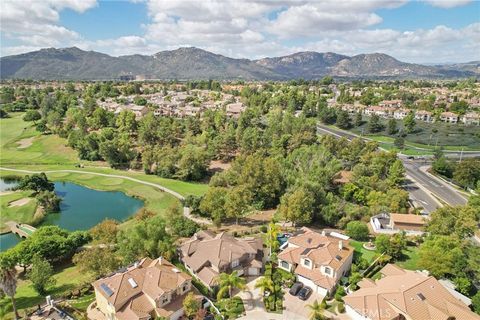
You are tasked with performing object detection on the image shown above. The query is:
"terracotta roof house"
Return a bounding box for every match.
[277,228,354,296]
[440,111,459,123]
[344,264,480,320]
[92,257,203,320]
[370,213,427,235]
[225,102,245,118]
[179,231,263,288]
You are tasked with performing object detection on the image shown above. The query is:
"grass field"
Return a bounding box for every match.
[0,263,91,319]
[0,191,38,233]
[396,246,420,271]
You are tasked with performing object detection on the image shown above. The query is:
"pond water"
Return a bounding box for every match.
[0,180,144,251]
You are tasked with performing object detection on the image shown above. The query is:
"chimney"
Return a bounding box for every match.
[321,230,326,236]
[339,240,343,250]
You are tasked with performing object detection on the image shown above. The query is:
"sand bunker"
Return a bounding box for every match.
[9,198,31,207]
[17,137,35,149]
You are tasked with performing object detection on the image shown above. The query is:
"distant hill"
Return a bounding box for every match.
[0,46,477,80]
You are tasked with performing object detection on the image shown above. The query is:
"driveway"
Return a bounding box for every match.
[283,288,325,320]
[237,278,327,320]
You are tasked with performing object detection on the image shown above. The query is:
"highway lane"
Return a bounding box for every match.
[316,123,471,211]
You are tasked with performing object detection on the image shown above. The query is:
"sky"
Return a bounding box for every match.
[0,0,479,63]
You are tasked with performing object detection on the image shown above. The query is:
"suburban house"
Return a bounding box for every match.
[370,213,427,235]
[379,99,402,108]
[393,109,409,120]
[462,112,480,126]
[91,257,202,320]
[414,110,433,122]
[179,231,263,289]
[440,111,459,123]
[277,228,354,296]
[344,264,480,320]
[226,102,245,118]
[364,106,393,118]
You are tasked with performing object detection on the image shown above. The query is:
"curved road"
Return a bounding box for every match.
[0,167,212,225]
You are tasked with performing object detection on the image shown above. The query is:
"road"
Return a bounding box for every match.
[316,124,471,211]
[0,167,212,225]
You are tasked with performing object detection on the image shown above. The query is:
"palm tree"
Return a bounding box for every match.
[307,300,326,320]
[0,266,19,320]
[254,276,275,295]
[265,221,281,256]
[216,271,246,300]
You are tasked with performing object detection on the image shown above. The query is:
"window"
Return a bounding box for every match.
[231,259,239,268]
[162,296,169,305]
[303,259,311,267]
[324,267,331,275]
[281,261,289,269]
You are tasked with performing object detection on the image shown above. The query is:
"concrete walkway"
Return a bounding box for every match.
[0,167,212,225]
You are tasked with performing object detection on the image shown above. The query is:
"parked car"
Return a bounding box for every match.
[298,286,312,300]
[289,282,303,296]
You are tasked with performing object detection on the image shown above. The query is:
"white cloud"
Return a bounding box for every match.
[423,0,472,8]
[0,0,96,48]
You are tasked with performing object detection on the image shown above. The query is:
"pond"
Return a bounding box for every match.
[0,180,144,251]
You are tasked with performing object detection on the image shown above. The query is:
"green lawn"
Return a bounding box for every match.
[396,246,420,271]
[0,263,92,320]
[350,240,377,263]
[0,191,38,233]
[0,113,88,166]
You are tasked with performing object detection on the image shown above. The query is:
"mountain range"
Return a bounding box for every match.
[0,47,478,80]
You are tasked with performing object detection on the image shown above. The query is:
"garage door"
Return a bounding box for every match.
[297,275,328,296]
[248,267,259,275]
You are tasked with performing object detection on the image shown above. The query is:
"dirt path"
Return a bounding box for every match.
[0,167,212,225]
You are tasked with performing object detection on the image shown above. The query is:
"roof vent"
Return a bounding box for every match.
[307,238,312,244]
[128,278,138,288]
[335,255,342,261]
[417,293,426,301]
[172,268,180,273]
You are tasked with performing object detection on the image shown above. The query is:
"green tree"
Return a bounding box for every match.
[199,187,228,226]
[345,221,369,241]
[354,112,363,127]
[0,258,19,320]
[117,216,173,263]
[386,119,397,135]
[225,186,252,224]
[175,145,208,181]
[367,114,382,133]
[35,191,61,212]
[18,173,54,193]
[115,110,137,133]
[418,235,464,278]
[73,247,122,279]
[472,291,480,315]
[336,110,352,129]
[254,276,275,295]
[90,219,119,244]
[183,292,200,319]
[23,110,41,124]
[387,159,405,187]
[278,187,315,226]
[453,158,480,189]
[216,272,246,300]
[265,221,281,256]
[28,255,56,295]
[432,156,453,178]
[426,206,478,239]
[393,136,405,149]
[375,233,406,260]
[403,112,416,133]
[307,300,327,320]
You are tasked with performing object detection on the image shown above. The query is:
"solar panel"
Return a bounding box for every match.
[417,293,426,301]
[300,248,311,255]
[128,278,138,288]
[335,255,342,261]
[100,283,114,297]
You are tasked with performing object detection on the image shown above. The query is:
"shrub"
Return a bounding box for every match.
[338,302,345,313]
[260,225,268,233]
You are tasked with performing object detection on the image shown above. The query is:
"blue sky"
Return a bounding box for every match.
[1,0,479,63]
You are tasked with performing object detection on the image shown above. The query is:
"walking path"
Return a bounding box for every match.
[0,167,212,225]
